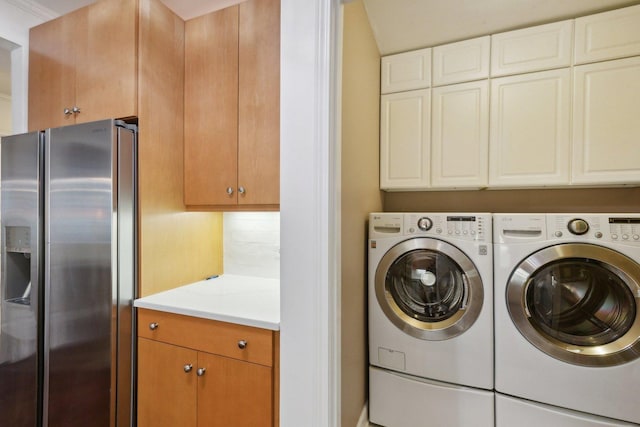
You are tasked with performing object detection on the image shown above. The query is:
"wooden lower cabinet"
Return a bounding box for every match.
[137,309,278,427]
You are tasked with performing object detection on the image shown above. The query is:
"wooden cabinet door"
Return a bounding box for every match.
[431,80,488,188]
[28,9,78,131]
[184,6,239,207]
[137,338,197,427]
[238,0,280,207]
[432,37,489,86]
[197,352,273,427]
[489,68,571,187]
[74,0,137,124]
[29,0,136,131]
[381,48,431,94]
[380,89,431,190]
[572,57,640,185]
[574,4,640,65]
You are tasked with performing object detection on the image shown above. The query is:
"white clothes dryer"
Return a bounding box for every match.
[368,213,494,427]
[494,213,640,425]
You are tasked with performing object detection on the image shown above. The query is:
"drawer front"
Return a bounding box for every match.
[138,308,273,367]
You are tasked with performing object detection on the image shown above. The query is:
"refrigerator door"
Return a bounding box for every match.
[43,119,135,427]
[0,131,44,427]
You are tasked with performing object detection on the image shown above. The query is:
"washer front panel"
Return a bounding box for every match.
[507,243,640,367]
[375,237,484,340]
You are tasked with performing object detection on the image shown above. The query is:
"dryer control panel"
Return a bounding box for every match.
[548,214,640,244]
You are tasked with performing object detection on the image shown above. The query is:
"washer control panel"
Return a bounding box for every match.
[404,213,490,242]
[548,214,640,244]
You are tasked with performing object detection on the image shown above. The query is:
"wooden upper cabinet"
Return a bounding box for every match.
[238,0,280,207]
[184,0,280,210]
[184,6,239,207]
[28,0,137,131]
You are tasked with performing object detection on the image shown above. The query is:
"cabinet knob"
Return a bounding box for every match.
[183,364,193,373]
[196,368,206,377]
[238,340,248,350]
[72,106,81,114]
[238,186,246,195]
[149,322,159,330]
[63,108,73,115]
[226,187,234,195]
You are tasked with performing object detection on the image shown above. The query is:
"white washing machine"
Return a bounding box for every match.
[368,212,494,427]
[494,213,640,425]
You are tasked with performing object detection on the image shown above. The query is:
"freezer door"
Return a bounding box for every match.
[0,131,44,427]
[43,119,136,427]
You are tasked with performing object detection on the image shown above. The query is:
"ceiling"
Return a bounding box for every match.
[362,0,640,55]
[3,0,640,95]
[31,0,242,20]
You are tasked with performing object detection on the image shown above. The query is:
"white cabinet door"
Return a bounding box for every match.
[432,36,490,86]
[381,48,431,94]
[491,20,573,77]
[489,69,571,187]
[572,57,640,185]
[575,4,640,65]
[380,89,430,190]
[431,81,488,188]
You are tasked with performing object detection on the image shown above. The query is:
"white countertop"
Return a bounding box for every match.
[133,274,280,330]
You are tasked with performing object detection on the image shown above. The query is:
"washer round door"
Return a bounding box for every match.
[507,243,640,367]
[375,238,484,341]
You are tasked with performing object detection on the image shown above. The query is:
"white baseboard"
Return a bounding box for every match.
[357,402,372,427]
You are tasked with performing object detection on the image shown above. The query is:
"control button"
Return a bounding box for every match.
[554,231,563,238]
[568,218,589,235]
[455,230,461,235]
[634,234,639,241]
[622,234,629,240]
[409,227,415,233]
[595,232,603,239]
[448,230,453,235]
[417,217,433,231]
[470,230,476,235]
[436,228,442,234]
[612,234,619,240]
[463,230,468,235]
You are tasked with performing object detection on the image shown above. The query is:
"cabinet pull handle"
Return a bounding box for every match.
[183,364,193,373]
[63,108,72,115]
[149,322,159,330]
[197,368,206,377]
[72,106,81,114]
[226,187,234,195]
[238,340,247,350]
[238,186,246,195]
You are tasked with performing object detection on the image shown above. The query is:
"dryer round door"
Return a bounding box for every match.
[375,237,484,341]
[507,243,640,367]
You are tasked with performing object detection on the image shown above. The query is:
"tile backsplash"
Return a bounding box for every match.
[223,212,280,279]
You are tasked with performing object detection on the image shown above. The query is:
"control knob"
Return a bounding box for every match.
[417,217,433,231]
[567,218,589,235]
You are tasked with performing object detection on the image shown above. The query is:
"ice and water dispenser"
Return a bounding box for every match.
[3,226,33,306]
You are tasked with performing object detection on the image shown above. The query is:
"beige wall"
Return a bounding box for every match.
[384,187,640,213]
[341,1,383,425]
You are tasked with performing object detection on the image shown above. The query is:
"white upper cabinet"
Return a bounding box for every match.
[381,48,431,94]
[572,57,640,185]
[574,4,640,65]
[432,36,490,86]
[491,20,573,77]
[431,80,489,188]
[489,69,571,187]
[380,89,431,190]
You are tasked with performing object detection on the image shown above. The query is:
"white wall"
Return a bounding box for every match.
[280,0,340,425]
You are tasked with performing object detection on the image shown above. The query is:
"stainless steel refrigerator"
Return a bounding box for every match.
[0,119,137,427]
